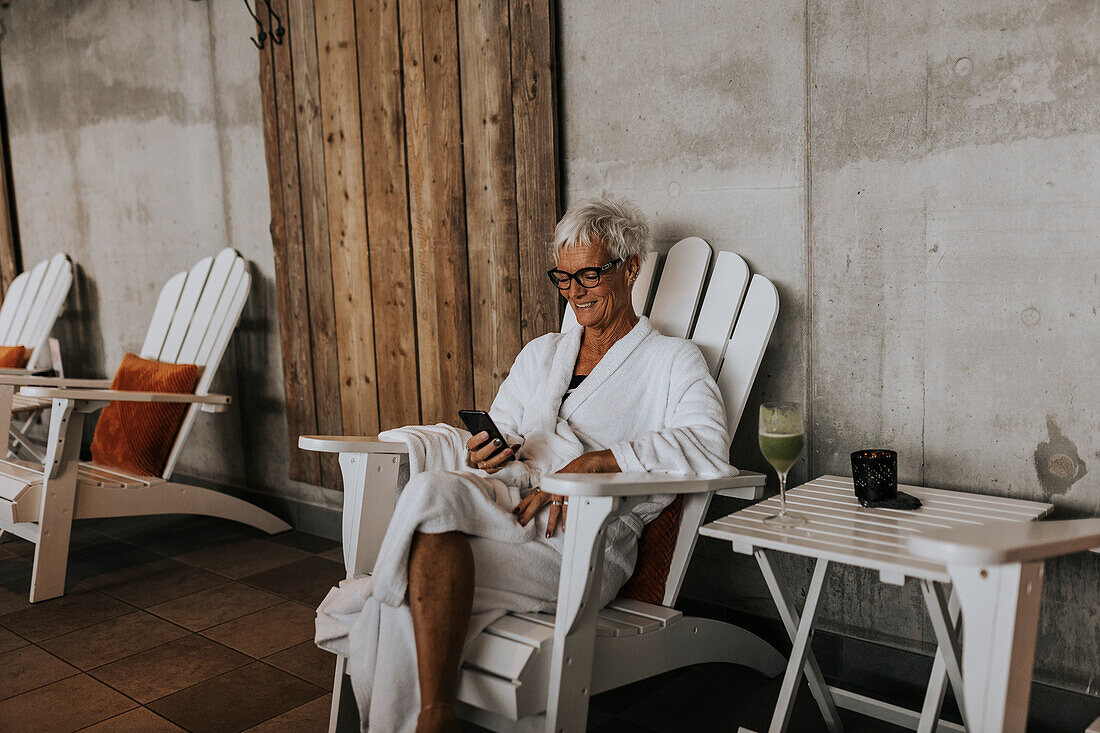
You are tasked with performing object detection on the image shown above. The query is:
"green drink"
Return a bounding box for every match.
[759,402,807,528]
[759,431,805,475]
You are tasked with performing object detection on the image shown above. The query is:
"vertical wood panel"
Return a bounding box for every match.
[286,0,342,487]
[0,61,20,294]
[258,6,321,485]
[458,0,523,408]
[400,0,474,424]
[315,0,381,438]
[510,0,560,344]
[356,0,421,429]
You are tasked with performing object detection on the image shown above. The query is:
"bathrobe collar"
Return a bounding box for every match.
[558,316,655,420]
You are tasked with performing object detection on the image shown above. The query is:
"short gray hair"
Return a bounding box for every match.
[550,193,651,264]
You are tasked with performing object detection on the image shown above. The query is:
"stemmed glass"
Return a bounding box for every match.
[759,402,806,528]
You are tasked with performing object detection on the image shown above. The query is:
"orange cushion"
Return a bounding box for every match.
[618,495,683,605]
[0,345,27,368]
[90,353,200,477]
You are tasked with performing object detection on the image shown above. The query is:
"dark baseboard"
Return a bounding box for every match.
[677,596,1100,733]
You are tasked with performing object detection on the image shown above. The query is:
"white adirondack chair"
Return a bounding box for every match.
[0,248,291,602]
[0,253,74,459]
[909,519,1100,733]
[300,237,787,732]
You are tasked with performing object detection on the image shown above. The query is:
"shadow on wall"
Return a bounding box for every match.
[54,262,105,378]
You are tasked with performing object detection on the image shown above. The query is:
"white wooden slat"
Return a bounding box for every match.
[598,607,662,634]
[18,255,72,369]
[691,251,750,375]
[158,256,214,363]
[646,237,711,338]
[715,275,779,436]
[140,271,188,359]
[178,248,238,364]
[0,269,30,344]
[194,258,247,374]
[605,598,683,627]
[485,615,556,648]
[463,632,539,681]
[793,484,1046,524]
[5,259,48,347]
[633,250,658,317]
[560,250,659,333]
[511,610,634,638]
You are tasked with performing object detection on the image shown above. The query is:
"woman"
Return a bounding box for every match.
[316,193,735,732]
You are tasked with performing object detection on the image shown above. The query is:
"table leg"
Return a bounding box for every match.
[755,551,842,733]
[920,580,969,730]
[916,587,961,733]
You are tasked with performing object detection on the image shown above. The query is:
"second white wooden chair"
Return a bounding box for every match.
[0,248,291,602]
[302,237,787,732]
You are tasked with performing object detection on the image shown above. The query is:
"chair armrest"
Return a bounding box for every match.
[0,376,113,388]
[19,386,231,411]
[298,435,408,454]
[542,470,767,498]
[0,368,55,378]
[908,518,1100,565]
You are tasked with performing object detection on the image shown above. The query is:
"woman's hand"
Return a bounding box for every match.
[466,431,519,474]
[513,449,621,538]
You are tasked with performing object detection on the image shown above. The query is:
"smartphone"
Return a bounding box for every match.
[458,410,507,457]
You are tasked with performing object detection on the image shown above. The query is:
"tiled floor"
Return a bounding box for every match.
[0,515,908,732]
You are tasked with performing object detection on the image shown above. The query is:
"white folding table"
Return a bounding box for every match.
[699,475,1053,733]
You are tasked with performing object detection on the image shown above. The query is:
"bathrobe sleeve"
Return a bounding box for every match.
[609,341,733,478]
[489,336,541,447]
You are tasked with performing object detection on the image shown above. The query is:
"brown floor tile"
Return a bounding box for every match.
[85,554,226,607]
[78,706,186,731]
[0,674,136,732]
[202,601,316,658]
[269,531,340,555]
[89,634,251,704]
[0,588,134,642]
[0,577,32,615]
[264,640,337,688]
[245,694,332,731]
[148,661,326,733]
[0,645,79,700]
[241,556,345,606]
[40,611,188,669]
[178,538,311,579]
[146,582,283,631]
[0,623,28,653]
[319,546,345,564]
[142,517,265,558]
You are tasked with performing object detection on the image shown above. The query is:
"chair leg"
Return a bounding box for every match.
[29,401,84,602]
[330,654,359,733]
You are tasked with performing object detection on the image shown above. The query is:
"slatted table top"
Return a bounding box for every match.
[700,475,1054,585]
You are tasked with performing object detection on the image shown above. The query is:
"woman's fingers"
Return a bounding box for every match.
[471,438,507,465]
[545,502,560,537]
[518,492,544,527]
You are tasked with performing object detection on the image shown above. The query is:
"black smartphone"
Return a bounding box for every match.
[458,410,507,457]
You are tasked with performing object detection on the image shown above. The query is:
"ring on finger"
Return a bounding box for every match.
[551,500,563,506]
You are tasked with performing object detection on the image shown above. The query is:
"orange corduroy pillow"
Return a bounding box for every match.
[618,495,683,605]
[90,353,200,477]
[0,345,27,368]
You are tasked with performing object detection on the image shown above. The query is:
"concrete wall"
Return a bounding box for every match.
[0,0,340,524]
[560,0,1098,694]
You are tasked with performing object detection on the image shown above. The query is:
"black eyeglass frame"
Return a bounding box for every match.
[546,258,623,290]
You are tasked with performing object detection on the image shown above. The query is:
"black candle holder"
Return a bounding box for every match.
[850,449,898,504]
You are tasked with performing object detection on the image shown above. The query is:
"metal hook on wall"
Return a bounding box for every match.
[243,0,284,50]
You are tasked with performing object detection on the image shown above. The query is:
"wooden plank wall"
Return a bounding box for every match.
[259,0,560,485]
[0,61,22,295]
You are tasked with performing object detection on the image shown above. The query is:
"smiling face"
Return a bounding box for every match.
[555,242,640,330]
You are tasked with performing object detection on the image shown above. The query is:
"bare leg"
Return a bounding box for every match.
[409,530,474,733]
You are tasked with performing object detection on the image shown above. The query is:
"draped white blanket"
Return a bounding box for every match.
[314,317,737,730]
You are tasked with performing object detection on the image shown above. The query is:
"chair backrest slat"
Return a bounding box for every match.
[6,259,49,348]
[160,251,251,478]
[177,248,237,365]
[0,271,31,344]
[154,256,213,363]
[691,251,750,374]
[646,237,711,339]
[632,251,659,318]
[17,254,73,369]
[140,272,189,360]
[663,273,779,606]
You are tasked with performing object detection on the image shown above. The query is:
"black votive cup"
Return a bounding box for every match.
[850,450,898,505]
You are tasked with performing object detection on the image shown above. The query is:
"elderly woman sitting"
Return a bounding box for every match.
[316,193,735,732]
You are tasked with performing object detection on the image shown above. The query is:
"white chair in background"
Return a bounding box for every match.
[0,253,73,459]
[301,237,787,732]
[0,248,291,602]
[909,518,1100,733]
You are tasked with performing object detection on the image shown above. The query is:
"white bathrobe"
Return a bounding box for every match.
[315,317,736,730]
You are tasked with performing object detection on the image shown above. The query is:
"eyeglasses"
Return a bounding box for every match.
[546,259,622,290]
